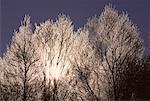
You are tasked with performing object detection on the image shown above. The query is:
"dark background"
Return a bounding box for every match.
[0,0,150,56]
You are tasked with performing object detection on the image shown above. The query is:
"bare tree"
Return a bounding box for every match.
[86,5,144,100]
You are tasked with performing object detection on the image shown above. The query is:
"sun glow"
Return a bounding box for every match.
[41,45,71,84]
[50,67,62,80]
[44,58,70,83]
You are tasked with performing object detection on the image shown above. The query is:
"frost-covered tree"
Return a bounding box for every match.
[34,14,76,100]
[0,5,146,101]
[1,16,42,101]
[69,28,111,101]
[70,29,100,100]
[86,5,144,100]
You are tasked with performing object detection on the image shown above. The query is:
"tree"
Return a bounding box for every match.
[71,29,101,101]
[1,16,43,101]
[0,5,146,101]
[86,5,144,100]
[34,14,76,100]
[69,27,112,100]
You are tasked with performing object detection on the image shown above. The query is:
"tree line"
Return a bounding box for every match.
[0,5,149,101]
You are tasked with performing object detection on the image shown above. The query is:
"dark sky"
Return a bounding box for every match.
[0,0,150,56]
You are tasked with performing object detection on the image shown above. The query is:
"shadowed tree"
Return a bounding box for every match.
[134,55,150,100]
[86,5,144,100]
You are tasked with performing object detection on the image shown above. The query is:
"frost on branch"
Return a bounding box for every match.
[0,5,146,101]
[1,15,42,100]
[34,14,75,82]
[34,14,77,100]
[86,5,144,100]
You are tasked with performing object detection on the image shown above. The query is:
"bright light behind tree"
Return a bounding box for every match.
[34,15,74,83]
[46,58,70,81]
[50,67,62,80]
[0,5,145,101]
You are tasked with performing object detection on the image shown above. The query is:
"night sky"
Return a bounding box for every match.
[0,0,150,56]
